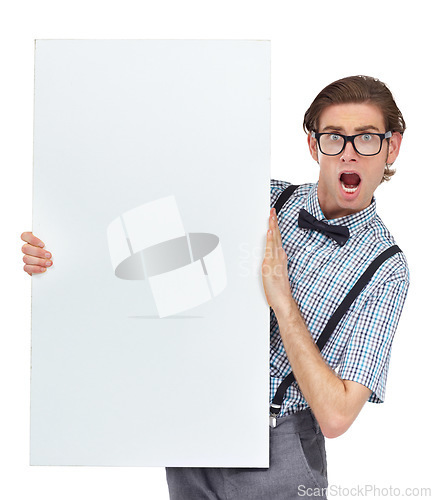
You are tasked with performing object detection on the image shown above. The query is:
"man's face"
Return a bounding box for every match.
[307,102,402,219]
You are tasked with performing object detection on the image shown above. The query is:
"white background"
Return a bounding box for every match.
[2,0,431,498]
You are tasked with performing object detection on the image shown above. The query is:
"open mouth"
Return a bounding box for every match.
[340,172,361,194]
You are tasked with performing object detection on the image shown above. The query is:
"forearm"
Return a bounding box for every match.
[274,297,351,437]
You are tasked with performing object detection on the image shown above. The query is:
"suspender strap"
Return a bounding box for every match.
[274,184,299,216]
[315,244,401,352]
[269,183,402,425]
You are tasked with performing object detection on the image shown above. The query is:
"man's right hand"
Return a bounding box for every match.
[21,232,52,276]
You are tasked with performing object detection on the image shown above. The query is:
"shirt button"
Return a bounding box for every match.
[306,245,313,252]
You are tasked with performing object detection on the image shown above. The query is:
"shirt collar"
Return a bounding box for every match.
[303,182,377,237]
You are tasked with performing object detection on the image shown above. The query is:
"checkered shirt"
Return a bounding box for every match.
[270,180,410,417]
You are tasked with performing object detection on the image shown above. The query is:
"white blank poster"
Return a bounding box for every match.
[31,40,270,466]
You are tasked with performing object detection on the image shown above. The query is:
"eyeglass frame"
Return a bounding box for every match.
[311,130,393,157]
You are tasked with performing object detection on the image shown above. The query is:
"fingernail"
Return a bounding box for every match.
[46,260,52,266]
[45,252,51,258]
[40,268,46,272]
[39,242,45,248]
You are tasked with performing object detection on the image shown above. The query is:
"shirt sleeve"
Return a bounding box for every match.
[336,269,410,404]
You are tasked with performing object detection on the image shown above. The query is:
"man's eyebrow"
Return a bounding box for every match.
[354,125,381,132]
[321,126,344,132]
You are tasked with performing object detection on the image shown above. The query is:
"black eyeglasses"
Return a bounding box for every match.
[312,131,392,156]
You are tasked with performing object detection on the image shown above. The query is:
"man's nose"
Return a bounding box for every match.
[340,139,358,161]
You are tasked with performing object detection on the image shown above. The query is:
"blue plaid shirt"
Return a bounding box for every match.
[270,180,410,417]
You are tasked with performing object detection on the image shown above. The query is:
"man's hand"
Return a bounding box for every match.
[261,207,293,314]
[21,232,52,276]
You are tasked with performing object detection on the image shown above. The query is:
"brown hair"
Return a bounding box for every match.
[303,75,406,182]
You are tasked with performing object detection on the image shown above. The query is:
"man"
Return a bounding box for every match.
[22,75,409,499]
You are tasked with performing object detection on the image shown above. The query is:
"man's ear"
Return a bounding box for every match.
[307,133,319,162]
[387,132,402,165]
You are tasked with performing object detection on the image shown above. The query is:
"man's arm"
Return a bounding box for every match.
[262,207,371,438]
[273,297,372,438]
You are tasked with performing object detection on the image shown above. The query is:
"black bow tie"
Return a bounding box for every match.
[298,208,350,246]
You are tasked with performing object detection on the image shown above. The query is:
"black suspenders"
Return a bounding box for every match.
[269,184,401,427]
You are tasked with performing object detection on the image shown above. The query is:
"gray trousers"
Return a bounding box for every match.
[165,408,328,499]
